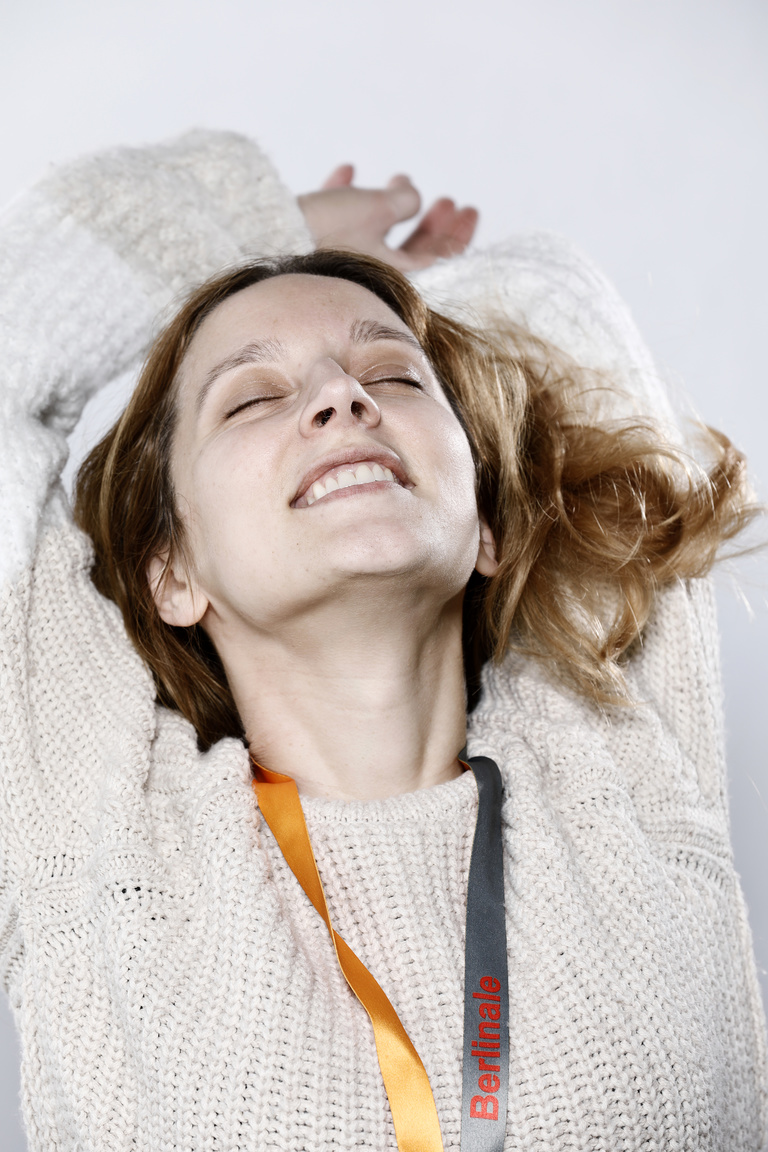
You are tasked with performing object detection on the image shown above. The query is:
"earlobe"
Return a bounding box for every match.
[147,553,209,628]
[475,518,499,578]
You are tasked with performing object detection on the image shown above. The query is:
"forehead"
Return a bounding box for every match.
[182,273,414,375]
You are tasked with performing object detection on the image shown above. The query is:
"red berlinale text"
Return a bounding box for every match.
[469,975,502,1121]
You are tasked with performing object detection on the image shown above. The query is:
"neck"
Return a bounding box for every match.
[216,590,467,801]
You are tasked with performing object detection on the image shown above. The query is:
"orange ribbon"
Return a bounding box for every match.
[252,762,445,1152]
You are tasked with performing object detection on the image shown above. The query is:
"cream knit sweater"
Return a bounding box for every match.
[0,130,765,1152]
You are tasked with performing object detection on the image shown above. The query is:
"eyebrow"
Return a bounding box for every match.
[195,319,424,413]
[348,318,424,352]
[196,338,286,413]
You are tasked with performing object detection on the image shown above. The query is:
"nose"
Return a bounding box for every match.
[299,359,381,437]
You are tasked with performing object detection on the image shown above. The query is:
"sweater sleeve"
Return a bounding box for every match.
[412,232,680,439]
[0,130,311,990]
[439,236,735,827]
[0,128,312,587]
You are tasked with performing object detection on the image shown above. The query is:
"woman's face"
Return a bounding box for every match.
[155,274,492,635]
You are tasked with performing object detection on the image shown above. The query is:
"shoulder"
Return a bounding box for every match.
[0,505,156,863]
[468,575,727,838]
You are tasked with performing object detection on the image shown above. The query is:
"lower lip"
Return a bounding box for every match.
[300,479,404,509]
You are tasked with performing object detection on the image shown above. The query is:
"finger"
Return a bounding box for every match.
[401,197,456,244]
[399,198,458,261]
[400,199,479,263]
[321,164,355,190]
[450,206,480,250]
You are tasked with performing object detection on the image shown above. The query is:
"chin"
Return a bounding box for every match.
[303,510,479,587]
[332,536,476,593]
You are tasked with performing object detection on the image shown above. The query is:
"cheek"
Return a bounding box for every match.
[406,409,481,580]
[174,435,279,574]
[425,410,479,517]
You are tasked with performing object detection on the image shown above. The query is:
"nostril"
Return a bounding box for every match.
[314,407,334,428]
[350,401,365,419]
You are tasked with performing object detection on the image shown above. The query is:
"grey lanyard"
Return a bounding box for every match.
[461,756,509,1152]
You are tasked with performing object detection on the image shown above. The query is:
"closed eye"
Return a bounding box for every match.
[365,376,423,390]
[224,396,281,419]
[224,376,421,419]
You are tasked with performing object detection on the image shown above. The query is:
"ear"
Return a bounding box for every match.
[147,552,209,628]
[475,516,499,577]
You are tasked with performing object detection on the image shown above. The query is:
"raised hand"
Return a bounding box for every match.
[298,164,478,273]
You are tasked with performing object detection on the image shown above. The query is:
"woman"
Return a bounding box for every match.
[0,129,765,1151]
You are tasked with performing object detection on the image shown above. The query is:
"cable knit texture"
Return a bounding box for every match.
[0,130,765,1152]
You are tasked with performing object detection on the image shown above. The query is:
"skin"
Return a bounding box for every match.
[298,165,479,273]
[149,180,495,802]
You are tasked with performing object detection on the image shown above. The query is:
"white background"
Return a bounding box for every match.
[1,1,766,1146]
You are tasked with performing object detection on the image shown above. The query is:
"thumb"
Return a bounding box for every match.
[385,174,421,222]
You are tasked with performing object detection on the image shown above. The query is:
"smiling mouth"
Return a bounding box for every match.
[293,459,405,509]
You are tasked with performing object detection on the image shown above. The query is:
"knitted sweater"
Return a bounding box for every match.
[0,130,765,1152]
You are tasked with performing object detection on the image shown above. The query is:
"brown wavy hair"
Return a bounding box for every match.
[74,250,757,749]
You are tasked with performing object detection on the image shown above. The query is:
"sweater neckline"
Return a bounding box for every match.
[300,763,478,825]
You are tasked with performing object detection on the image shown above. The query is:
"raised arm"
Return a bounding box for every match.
[436,234,742,833]
[413,231,680,437]
[0,128,312,585]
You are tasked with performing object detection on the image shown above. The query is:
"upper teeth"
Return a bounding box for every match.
[305,461,396,505]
